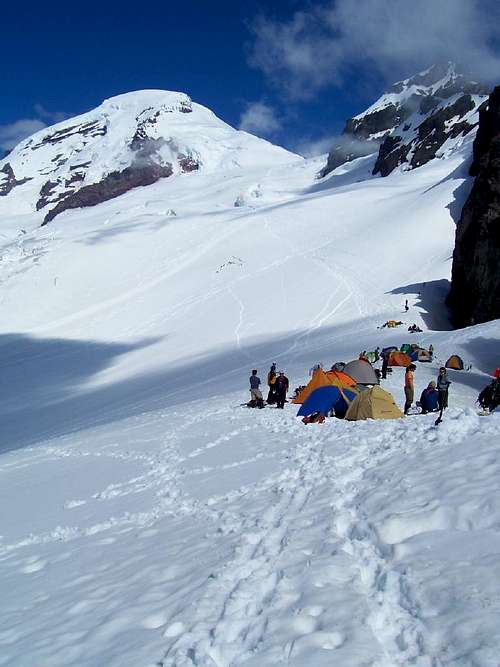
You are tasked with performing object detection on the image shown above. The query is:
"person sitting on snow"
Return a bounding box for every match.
[419,381,439,414]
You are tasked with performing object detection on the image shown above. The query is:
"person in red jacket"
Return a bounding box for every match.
[274,370,289,409]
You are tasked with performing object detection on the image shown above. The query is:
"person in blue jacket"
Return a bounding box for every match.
[419,381,439,414]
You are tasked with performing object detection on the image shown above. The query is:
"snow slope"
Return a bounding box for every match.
[0,99,499,667]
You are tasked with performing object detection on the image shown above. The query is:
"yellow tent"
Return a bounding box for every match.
[345,385,403,420]
[293,368,356,404]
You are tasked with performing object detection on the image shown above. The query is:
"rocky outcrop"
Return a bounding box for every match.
[373,137,410,177]
[448,87,500,327]
[42,162,173,225]
[321,64,489,179]
[29,120,107,150]
[0,163,31,196]
[373,93,478,175]
[320,137,375,175]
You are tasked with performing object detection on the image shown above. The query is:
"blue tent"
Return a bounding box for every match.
[297,385,357,419]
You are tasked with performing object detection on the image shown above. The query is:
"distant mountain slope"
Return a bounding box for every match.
[321,63,489,178]
[0,90,300,225]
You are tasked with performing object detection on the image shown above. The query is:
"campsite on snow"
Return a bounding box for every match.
[1,13,500,664]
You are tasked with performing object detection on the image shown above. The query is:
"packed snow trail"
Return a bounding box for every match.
[1,387,499,667]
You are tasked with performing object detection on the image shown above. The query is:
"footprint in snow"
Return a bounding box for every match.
[64,499,86,509]
[164,621,185,637]
[20,558,47,574]
[141,612,169,630]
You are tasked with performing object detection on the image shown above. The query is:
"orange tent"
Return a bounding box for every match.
[293,368,356,404]
[445,355,464,370]
[388,351,412,367]
[327,369,357,386]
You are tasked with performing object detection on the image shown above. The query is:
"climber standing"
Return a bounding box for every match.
[274,370,289,409]
[404,363,416,415]
[437,367,451,411]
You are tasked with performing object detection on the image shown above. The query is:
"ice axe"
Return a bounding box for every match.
[434,406,444,426]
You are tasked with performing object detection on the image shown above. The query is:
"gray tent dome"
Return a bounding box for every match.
[344,359,379,385]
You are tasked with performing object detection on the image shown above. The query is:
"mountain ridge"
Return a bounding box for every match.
[321,63,490,178]
[0,90,300,226]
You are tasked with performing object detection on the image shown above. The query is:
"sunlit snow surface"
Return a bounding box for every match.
[0,118,499,666]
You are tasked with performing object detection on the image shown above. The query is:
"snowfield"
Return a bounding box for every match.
[0,95,499,666]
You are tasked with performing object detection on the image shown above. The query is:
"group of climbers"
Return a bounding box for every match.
[247,360,499,418]
[403,364,451,415]
[248,364,289,409]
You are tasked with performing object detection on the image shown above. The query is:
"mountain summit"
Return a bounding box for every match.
[321,63,489,178]
[0,90,297,225]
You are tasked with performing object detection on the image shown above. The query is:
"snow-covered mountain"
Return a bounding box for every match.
[0,90,299,225]
[1,81,500,667]
[321,63,489,177]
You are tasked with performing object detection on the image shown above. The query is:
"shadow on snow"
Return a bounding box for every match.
[1,324,496,454]
[388,279,453,331]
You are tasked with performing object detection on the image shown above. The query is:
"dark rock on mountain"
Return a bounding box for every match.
[42,162,173,225]
[410,95,476,169]
[372,95,477,175]
[320,138,375,176]
[0,163,31,196]
[419,96,440,115]
[178,154,199,172]
[30,121,107,150]
[345,104,412,139]
[373,137,409,177]
[448,86,500,327]
[37,171,86,211]
[37,180,62,210]
[469,97,500,176]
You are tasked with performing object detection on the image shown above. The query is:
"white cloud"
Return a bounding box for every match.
[0,119,46,152]
[293,133,379,158]
[34,103,68,124]
[293,135,338,158]
[0,103,68,153]
[239,101,282,137]
[249,0,500,99]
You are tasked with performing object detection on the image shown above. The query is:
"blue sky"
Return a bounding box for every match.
[2,0,500,155]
